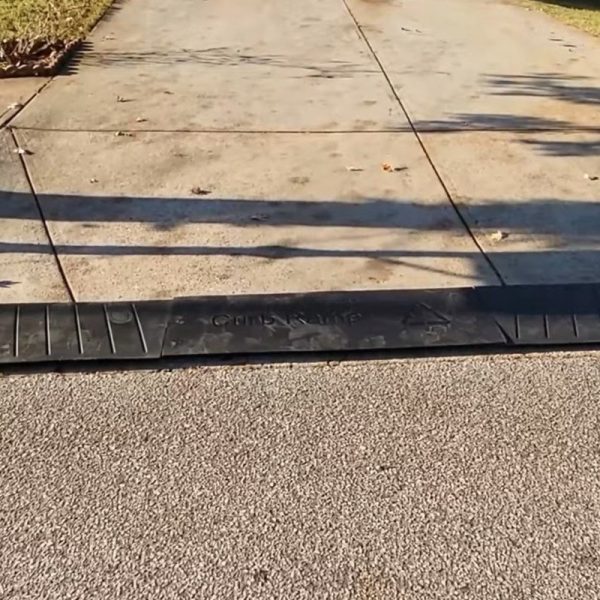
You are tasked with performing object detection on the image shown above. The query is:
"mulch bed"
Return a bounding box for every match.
[0,38,81,78]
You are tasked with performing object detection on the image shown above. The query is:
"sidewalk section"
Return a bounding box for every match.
[13,129,498,302]
[12,0,404,132]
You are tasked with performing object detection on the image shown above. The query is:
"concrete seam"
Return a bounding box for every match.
[339,0,506,286]
[11,125,600,135]
[1,79,54,130]
[8,128,77,303]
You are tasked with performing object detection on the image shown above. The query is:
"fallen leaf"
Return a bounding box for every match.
[191,187,211,196]
[382,163,406,173]
[490,230,509,242]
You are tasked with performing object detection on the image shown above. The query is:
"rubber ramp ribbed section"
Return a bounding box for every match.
[0,302,171,363]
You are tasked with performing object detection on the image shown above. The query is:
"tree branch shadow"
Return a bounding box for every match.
[413,71,600,156]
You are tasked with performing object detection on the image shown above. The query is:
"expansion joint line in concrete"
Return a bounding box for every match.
[1,79,54,130]
[11,125,600,135]
[8,127,76,303]
[339,0,506,286]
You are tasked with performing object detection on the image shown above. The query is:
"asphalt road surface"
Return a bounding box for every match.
[2,352,600,599]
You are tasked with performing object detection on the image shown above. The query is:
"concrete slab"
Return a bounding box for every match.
[346,0,600,131]
[341,0,600,285]
[14,0,404,132]
[0,131,70,303]
[422,130,600,284]
[0,77,47,127]
[14,129,499,301]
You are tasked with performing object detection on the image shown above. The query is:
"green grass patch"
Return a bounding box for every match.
[519,0,600,36]
[0,0,114,42]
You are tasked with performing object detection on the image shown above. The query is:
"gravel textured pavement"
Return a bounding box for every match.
[1,352,600,599]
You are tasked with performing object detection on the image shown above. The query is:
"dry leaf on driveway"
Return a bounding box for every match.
[490,230,509,242]
[382,163,407,173]
[191,187,211,196]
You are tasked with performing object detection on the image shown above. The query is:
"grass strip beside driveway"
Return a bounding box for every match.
[0,0,114,40]
[0,0,114,76]
[520,0,600,37]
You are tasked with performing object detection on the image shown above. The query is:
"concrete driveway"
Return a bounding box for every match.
[1,0,599,302]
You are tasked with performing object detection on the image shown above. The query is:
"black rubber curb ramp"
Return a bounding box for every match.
[1,284,600,364]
